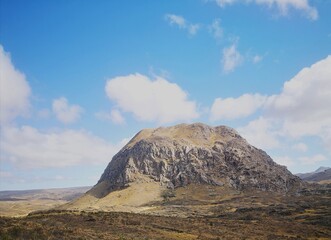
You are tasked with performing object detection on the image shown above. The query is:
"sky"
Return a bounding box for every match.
[0,0,330,190]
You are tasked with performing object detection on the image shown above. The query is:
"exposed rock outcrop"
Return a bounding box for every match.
[96,123,302,196]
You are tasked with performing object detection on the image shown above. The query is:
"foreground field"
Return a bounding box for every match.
[1,184,330,239]
[0,207,330,240]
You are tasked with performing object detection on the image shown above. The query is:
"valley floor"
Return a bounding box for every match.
[0,208,330,240]
[1,184,331,239]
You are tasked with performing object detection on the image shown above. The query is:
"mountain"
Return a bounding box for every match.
[65,123,303,212]
[98,123,302,193]
[315,166,331,173]
[296,167,331,181]
[297,167,331,183]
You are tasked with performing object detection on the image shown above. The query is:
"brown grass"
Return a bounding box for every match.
[0,207,330,240]
[1,184,330,239]
[0,199,67,217]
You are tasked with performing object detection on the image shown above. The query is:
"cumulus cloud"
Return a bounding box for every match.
[95,109,125,125]
[165,14,186,28]
[0,45,31,124]
[299,154,327,165]
[222,43,243,73]
[273,156,295,168]
[165,14,200,36]
[321,128,331,154]
[0,126,128,168]
[257,0,318,20]
[237,117,280,150]
[52,97,84,124]
[214,0,236,7]
[188,24,200,35]
[211,0,318,20]
[229,55,331,157]
[209,19,223,39]
[105,73,199,124]
[109,109,125,125]
[265,55,331,139]
[210,94,266,121]
[37,109,51,119]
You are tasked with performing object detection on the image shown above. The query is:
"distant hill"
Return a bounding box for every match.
[296,167,331,183]
[0,186,91,217]
[0,186,91,201]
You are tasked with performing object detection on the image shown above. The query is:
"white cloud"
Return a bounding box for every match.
[0,172,73,187]
[214,0,236,7]
[165,14,186,28]
[292,142,308,152]
[237,117,280,150]
[299,154,327,165]
[105,73,199,124]
[0,45,31,124]
[229,55,331,155]
[95,109,125,125]
[210,94,266,121]
[95,111,110,121]
[273,156,295,167]
[188,24,201,35]
[52,97,84,124]
[321,128,331,154]
[265,55,331,139]
[0,171,12,178]
[165,14,200,36]
[256,0,318,20]
[110,109,125,125]
[209,19,223,39]
[222,43,243,73]
[253,55,263,64]
[211,0,318,20]
[37,109,51,119]
[0,126,127,168]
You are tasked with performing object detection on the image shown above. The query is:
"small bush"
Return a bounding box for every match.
[161,189,176,201]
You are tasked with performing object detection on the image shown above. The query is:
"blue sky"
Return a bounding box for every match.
[0,0,330,190]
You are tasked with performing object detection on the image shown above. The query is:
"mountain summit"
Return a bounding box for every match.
[96,123,301,196]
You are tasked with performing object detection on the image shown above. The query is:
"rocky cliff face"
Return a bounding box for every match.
[97,123,302,196]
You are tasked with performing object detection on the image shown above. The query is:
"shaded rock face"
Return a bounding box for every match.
[98,123,302,194]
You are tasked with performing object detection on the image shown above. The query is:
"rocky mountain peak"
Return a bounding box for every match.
[125,123,243,149]
[97,123,302,196]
